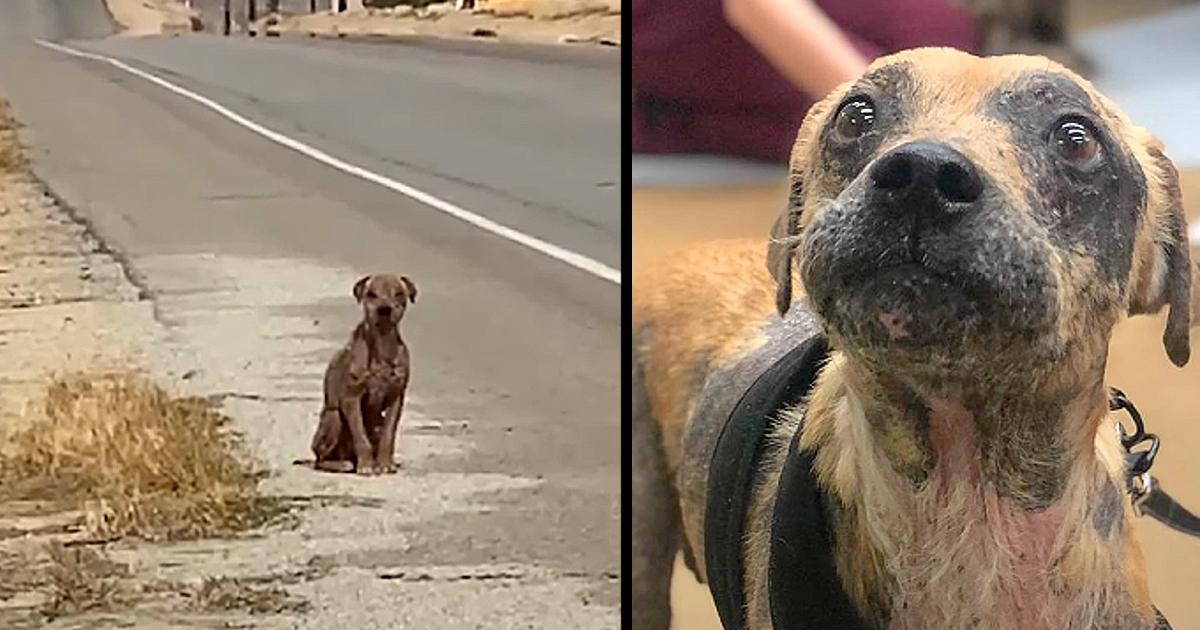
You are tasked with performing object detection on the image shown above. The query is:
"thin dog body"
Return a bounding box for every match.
[632,48,1198,630]
[312,274,417,476]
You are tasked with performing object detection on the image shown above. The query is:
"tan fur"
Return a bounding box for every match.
[632,240,779,472]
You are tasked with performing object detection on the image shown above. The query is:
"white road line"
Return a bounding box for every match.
[34,39,622,285]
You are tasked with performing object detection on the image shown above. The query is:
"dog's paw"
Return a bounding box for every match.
[377,460,398,474]
[356,463,380,476]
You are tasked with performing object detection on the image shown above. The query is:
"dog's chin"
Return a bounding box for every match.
[818,264,984,349]
[812,264,1064,382]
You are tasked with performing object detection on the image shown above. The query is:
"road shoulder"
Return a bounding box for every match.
[263,4,619,47]
[104,0,200,36]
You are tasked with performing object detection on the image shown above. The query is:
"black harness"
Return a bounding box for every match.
[704,335,1191,630]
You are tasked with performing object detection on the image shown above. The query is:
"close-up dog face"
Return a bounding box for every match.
[773,48,1193,387]
[353,274,418,327]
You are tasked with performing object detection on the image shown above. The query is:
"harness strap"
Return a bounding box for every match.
[769,429,875,629]
[704,335,830,630]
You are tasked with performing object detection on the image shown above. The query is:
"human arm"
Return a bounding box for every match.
[722,0,869,99]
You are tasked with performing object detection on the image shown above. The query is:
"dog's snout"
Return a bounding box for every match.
[870,141,983,210]
[376,305,393,317]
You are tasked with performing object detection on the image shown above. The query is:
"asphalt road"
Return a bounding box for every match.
[0,0,619,626]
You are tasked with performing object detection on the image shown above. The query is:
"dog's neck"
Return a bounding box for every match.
[357,320,404,363]
[802,352,1156,630]
[846,359,1106,510]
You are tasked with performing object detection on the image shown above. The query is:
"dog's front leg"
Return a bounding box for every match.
[341,391,378,476]
[375,393,404,474]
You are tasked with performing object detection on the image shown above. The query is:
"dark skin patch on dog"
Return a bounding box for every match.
[1092,477,1124,538]
[983,71,1145,287]
[863,378,933,486]
[819,62,918,185]
[958,380,1081,510]
[896,387,932,486]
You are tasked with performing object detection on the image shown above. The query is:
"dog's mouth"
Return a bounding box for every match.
[370,306,403,326]
[836,227,992,309]
[805,223,1031,349]
[842,264,982,341]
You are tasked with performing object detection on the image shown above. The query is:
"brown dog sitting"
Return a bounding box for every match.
[311,274,417,476]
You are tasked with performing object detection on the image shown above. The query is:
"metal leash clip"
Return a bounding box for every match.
[1110,387,1160,515]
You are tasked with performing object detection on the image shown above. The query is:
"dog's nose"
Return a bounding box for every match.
[869,141,983,216]
[377,305,393,317]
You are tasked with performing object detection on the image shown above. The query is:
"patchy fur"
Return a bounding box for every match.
[797,355,1151,629]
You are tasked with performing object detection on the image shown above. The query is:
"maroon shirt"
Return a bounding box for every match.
[632,0,980,162]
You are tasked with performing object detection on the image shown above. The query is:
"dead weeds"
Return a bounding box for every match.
[0,99,25,173]
[186,575,310,615]
[0,372,282,541]
[41,541,138,619]
[0,541,137,624]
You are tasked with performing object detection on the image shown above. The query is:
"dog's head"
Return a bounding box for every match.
[770,48,1196,386]
[353,274,417,327]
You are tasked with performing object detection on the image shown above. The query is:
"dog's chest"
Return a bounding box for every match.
[364,362,407,401]
[348,354,409,410]
[881,488,1070,630]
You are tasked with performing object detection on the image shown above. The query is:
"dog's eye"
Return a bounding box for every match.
[366,290,377,299]
[833,98,876,142]
[1051,119,1101,168]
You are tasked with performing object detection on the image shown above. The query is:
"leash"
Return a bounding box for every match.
[1110,388,1200,537]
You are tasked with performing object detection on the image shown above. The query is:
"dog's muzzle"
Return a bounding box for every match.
[800,139,1057,352]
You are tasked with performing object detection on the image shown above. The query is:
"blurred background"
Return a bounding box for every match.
[632,0,1200,627]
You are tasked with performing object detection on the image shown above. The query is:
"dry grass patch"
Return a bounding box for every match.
[0,542,138,625]
[0,99,25,173]
[186,575,310,615]
[41,541,138,619]
[0,372,281,541]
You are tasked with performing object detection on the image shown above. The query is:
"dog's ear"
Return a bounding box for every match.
[766,186,802,316]
[765,88,845,316]
[353,275,371,302]
[1127,141,1194,367]
[400,276,417,304]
